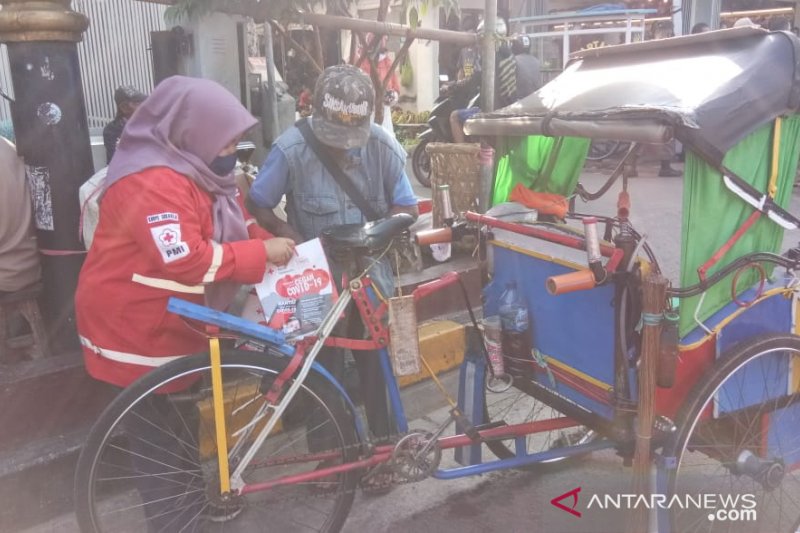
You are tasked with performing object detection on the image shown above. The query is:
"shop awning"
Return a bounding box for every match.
[465,27,800,163]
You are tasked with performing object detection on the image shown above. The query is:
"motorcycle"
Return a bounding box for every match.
[412,83,480,188]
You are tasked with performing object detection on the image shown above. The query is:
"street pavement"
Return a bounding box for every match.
[17,158,800,533]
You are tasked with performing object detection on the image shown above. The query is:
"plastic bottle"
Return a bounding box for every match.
[498,281,532,373]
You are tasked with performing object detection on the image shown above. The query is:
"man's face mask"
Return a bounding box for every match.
[209,153,238,176]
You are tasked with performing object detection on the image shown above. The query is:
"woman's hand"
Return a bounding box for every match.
[264,237,296,265]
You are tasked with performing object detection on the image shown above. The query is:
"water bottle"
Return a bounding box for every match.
[499,282,532,373]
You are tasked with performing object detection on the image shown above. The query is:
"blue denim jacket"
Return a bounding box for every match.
[274,120,401,297]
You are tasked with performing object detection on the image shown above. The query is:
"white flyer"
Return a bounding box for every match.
[253,238,337,338]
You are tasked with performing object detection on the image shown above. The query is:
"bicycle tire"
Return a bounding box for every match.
[412,139,432,188]
[75,349,359,533]
[483,381,594,470]
[664,334,800,533]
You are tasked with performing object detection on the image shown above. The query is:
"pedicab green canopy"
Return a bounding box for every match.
[465,28,800,337]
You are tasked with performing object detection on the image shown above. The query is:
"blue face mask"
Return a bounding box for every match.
[209,153,238,176]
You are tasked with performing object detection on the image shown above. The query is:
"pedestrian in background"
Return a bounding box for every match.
[102,85,146,163]
[449,18,517,143]
[355,33,401,136]
[511,33,541,100]
[768,16,791,32]
[0,137,40,296]
[455,15,481,82]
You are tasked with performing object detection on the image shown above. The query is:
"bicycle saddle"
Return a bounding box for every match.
[321,213,415,255]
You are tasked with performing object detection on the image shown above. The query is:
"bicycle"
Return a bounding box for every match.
[74,213,601,533]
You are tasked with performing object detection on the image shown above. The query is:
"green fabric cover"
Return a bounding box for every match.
[493,135,590,204]
[679,116,800,337]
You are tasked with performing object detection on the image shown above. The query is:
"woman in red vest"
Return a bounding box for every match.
[76,76,294,387]
[75,76,295,529]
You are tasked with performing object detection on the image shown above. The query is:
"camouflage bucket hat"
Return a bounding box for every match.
[311,65,374,150]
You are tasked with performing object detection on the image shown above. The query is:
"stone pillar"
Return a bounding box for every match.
[0,0,92,352]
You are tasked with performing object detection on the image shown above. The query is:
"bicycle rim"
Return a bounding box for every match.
[483,380,594,467]
[667,335,800,533]
[76,352,359,533]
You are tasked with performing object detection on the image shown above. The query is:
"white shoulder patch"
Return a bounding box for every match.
[150,223,190,263]
[146,212,180,224]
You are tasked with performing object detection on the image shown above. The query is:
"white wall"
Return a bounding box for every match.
[410,6,439,111]
[180,13,245,100]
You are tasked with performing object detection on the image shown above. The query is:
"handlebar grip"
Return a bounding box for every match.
[414,271,461,302]
[415,227,453,246]
[546,270,596,296]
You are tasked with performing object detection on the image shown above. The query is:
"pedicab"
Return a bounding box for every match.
[458,25,800,532]
[74,27,800,533]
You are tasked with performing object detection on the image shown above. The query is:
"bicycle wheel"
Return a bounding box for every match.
[75,350,359,533]
[412,139,432,188]
[483,381,594,468]
[665,334,800,533]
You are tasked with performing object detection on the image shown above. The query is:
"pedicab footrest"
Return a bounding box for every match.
[167,297,294,356]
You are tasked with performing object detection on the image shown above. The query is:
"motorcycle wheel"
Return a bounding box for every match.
[412,139,432,188]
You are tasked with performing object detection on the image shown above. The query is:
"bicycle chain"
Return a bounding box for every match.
[238,430,445,506]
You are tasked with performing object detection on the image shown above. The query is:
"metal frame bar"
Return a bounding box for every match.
[433,439,615,479]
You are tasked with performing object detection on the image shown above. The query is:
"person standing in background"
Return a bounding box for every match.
[768,16,791,31]
[511,34,541,100]
[0,137,40,296]
[355,33,401,136]
[102,85,147,163]
[455,16,481,82]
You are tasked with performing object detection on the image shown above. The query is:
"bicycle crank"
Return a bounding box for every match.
[391,431,442,482]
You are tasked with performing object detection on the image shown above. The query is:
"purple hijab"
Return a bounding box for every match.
[105,75,258,309]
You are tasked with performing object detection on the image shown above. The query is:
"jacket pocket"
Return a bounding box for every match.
[297,194,342,238]
[299,195,340,216]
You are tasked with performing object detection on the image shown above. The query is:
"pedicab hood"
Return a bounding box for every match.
[465,27,800,165]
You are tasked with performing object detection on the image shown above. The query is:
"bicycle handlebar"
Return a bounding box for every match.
[546,269,597,295]
[415,227,453,246]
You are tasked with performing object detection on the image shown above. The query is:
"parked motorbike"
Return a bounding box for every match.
[412,84,480,188]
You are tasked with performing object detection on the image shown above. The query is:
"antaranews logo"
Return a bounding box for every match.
[550,488,757,523]
[551,487,582,517]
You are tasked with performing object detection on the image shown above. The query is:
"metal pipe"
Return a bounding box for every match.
[264,22,279,142]
[433,439,614,479]
[482,0,497,112]
[301,13,478,46]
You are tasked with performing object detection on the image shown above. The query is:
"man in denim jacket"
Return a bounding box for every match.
[247,65,418,452]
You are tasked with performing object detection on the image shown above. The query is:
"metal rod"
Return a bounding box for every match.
[241,453,392,495]
[482,0,497,112]
[230,289,354,490]
[209,337,231,495]
[433,439,614,479]
[437,417,579,450]
[264,21,279,142]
